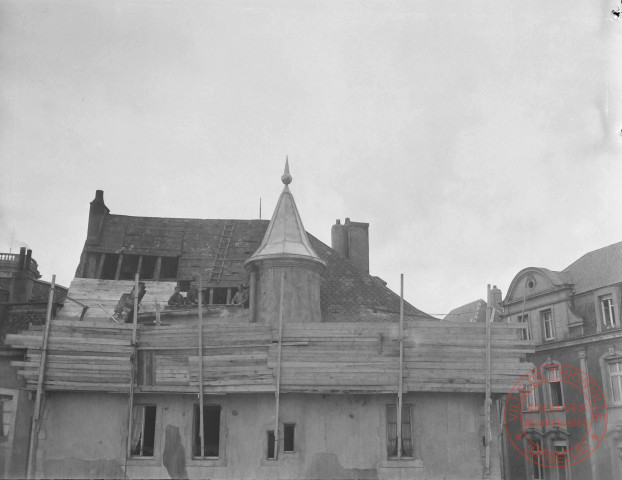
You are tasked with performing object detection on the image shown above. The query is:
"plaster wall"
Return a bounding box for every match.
[34,391,498,480]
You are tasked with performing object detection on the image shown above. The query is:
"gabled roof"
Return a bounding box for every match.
[444,299,487,322]
[563,241,622,294]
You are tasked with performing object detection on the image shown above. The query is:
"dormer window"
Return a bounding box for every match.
[601,295,616,328]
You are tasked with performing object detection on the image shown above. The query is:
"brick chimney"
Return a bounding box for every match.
[9,247,35,302]
[86,190,109,246]
[487,285,503,321]
[331,218,370,274]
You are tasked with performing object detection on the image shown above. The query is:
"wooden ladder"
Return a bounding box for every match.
[209,221,235,283]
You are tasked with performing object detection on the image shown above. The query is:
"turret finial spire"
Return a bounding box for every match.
[281,157,292,185]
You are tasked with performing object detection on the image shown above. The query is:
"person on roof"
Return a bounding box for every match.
[230,284,249,307]
[168,286,186,306]
[186,282,199,305]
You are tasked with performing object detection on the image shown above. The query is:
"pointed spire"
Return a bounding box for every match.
[245,161,325,268]
[281,157,292,185]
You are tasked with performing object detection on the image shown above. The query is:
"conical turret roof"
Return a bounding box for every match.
[245,160,325,268]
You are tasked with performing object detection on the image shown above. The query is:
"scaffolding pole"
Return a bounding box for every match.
[124,274,139,475]
[26,275,55,479]
[273,271,285,460]
[397,273,404,459]
[198,276,205,458]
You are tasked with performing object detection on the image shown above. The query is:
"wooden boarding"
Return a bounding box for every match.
[6,318,535,394]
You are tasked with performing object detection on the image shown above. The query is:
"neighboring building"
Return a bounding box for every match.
[6,165,534,479]
[0,249,67,479]
[445,299,487,323]
[501,242,622,480]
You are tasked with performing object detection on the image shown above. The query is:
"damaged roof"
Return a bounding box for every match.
[81,214,432,321]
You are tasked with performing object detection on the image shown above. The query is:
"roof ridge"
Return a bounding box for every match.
[562,240,622,272]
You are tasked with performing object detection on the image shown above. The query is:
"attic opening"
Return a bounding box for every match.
[86,253,179,281]
[101,254,120,280]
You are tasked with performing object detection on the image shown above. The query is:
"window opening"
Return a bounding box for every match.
[130,405,156,457]
[609,360,622,403]
[140,255,157,280]
[601,296,616,328]
[212,287,228,305]
[120,254,140,280]
[548,366,563,408]
[521,384,538,412]
[267,430,275,459]
[160,257,179,280]
[193,405,220,458]
[555,445,568,480]
[541,310,554,341]
[527,438,544,479]
[101,253,120,280]
[283,424,295,452]
[0,395,13,440]
[387,405,413,458]
[518,314,531,341]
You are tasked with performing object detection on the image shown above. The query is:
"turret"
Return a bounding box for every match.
[244,161,326,325]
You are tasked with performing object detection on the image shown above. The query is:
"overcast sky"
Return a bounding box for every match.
[1,0,621,316]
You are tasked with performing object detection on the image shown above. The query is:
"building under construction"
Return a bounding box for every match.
[5,164,534,479]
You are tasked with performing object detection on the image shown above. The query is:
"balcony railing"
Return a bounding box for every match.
[0,252,40,277]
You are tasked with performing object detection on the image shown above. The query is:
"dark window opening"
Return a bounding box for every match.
[160,257,179,280]
[120,254,140,280]
[267,430,275,459]
[284,424,295,452]
[550,381,563,407]
[193,405,220,458]
[140,256,157,280]
[101,254,120,280]
[130,405,156,457]
[387,405,413,458]
[212,287,228,305]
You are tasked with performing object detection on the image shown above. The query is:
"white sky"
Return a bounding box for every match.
[1,0,621,316]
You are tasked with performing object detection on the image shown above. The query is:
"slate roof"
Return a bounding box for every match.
[563,241,622,294]
[444,299,487,322]
[82,215,433,321]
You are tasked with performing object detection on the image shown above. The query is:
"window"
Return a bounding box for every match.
[609,360,622,403]
[555,445,569,480]
[0,395,14,442]
[140,256,157,280]
[266,430,275,460]
[283,424,295,452]
[526,437,544,480]
[547,366,563,408]
[100,253,120,280]
[541,310,554,341]
[160,257,180,280]
[130,405,156,457]
[601,295,617,328]
[387,405,413,458]
[193,405,221,458]
[518,314,531,341]
[521,384,538,412]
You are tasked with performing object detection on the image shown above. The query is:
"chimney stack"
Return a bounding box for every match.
[331,218,370,274]
[86,190,110,246]
[10,248,34,303]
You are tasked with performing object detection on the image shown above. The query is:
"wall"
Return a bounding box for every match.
[34,391,499,480]
[0,354,34,479]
